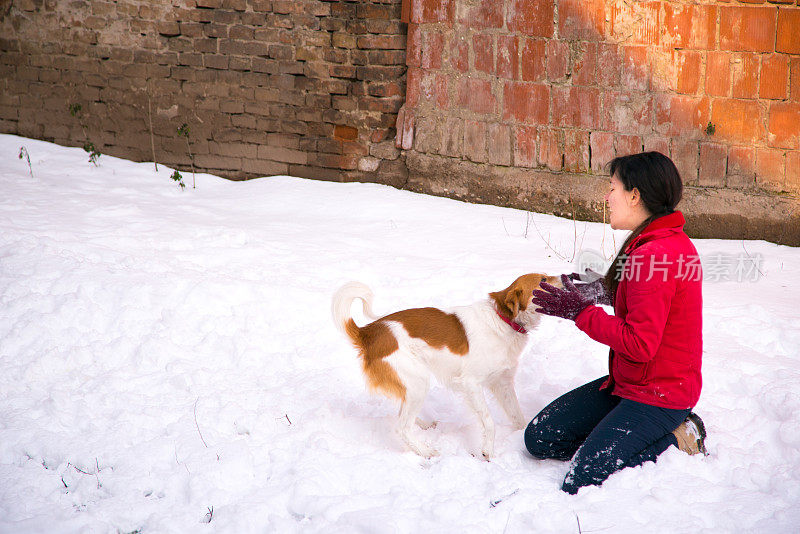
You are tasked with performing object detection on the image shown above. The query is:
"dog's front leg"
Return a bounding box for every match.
[488,370,526,430]
[456,380,495,459]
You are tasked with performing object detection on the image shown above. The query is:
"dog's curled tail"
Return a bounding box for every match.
[331,282,377,342]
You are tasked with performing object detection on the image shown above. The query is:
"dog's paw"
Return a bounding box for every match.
[414,443,440,458]
[415,418,438,430]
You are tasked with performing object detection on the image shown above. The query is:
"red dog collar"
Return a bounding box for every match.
[496,310,527,334]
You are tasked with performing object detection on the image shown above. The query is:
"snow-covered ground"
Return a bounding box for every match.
[1,134,799,533]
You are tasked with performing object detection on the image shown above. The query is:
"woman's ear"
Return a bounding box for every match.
[629,187,641,206]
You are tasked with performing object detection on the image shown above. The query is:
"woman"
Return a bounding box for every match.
[526,151,706,495]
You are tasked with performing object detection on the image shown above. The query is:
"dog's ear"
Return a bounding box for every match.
[491,283,529,319]
[505,287,526,318]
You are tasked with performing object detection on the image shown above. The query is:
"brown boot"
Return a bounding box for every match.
[672,413,707,456]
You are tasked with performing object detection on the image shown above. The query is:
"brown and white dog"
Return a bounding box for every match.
[331,273,560,459]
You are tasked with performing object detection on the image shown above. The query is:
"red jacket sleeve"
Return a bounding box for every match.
[574,251,676,363]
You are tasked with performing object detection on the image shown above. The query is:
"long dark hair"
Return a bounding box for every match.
[604,151,683,301]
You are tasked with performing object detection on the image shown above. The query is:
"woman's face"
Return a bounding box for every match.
[604,174,649,230]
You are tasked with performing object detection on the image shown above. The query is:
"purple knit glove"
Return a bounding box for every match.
[565,269,611,306]
[532,278,594,321]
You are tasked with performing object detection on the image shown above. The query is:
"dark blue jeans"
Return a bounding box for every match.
[524,376,690,494]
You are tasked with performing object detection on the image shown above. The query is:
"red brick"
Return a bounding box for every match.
[406,24,421,67]
[503,82,549,124]
[538,127,562,170]
[699,142,728,187]
[706,51,731,97]
[421,30,444,69]
[598,43,621,87]
[760,54,789,99]
[777,8,800,53]
[720,6,777,52]
[663,3,717,50]
[546,39,569,82]
[514,125,538,167]
[572,42,597,86]
[792,58,800,101]
[643,136,670,157]
[450,35,469,73]
[333,124,358,141]
[672,140,699,184]
[676,50,702,95]
[462,1,503,29]
[768,102,800,148]
[406,67,422,107]
[464,120,487,162]
[601,91,654,135]
[564,129,590,172]
[507,0,555,37]
[610,1,661,46]
[457,78,496,115]
[558,0,605,41]
[553,86,600,129]
[731,53,759,98]
[473,33,494,74]
[756,147,786,191]
[654,94,710,138]
[727,146,757,182]
[521,39,546,82]
[590,131,615,173]
[622,45,650,92]
[712,99,766,144]
[431,74,448,109]
[441,117,463,157]
[615,134,642,157]
[786,151,800,192]
[487,123,512,166]
[412,0,455,24]
[497,35,519,79]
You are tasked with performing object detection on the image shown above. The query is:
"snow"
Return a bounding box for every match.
[1,133,799,533]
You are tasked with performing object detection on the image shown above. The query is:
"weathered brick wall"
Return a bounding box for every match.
[399,0,800,244]
[2,0,800,243]
[0,0,407,183]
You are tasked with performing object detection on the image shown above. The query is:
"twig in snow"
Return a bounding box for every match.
[570,196,578,262]
[501,217,511,237]
[524,212,531,239]
[489,488,519,508]
[69,459,102,489]
[527,214,567,260]
[741,240,765,277]
[18,146,33,178]
[194,397,209,448]
[202,506,214,523]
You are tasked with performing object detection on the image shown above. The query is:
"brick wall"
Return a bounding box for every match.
[0,0,407,184]
[2,0,799,244]
[399,0,800,244]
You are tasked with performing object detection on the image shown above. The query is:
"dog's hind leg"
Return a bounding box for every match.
[391,355,437,457]
[397,377,437,457]
[488,370,526,430]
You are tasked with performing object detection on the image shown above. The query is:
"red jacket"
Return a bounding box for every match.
[575,211,703,409]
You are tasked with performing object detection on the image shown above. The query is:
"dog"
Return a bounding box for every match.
[331,273,560,459]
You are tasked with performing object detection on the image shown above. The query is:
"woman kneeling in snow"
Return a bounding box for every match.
[526,151,707,495]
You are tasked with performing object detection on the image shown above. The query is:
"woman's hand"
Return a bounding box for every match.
[565,269,612,306]
[532,275,594,321]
